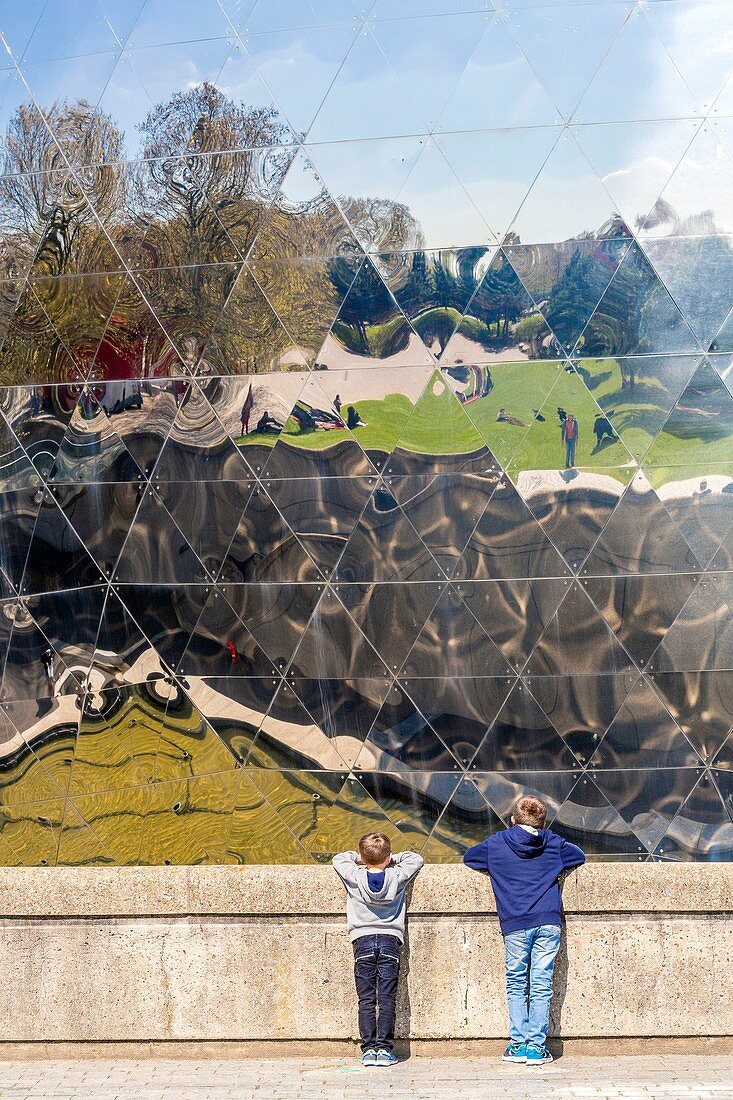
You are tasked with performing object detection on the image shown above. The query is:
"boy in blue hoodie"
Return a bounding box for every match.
[463,795,585,1067]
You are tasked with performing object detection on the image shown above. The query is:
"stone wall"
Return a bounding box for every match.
[1,865,731,1043]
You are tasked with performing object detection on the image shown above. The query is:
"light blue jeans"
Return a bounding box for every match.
[503,924,562,1048]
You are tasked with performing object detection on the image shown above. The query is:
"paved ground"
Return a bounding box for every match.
[0,1056,731,1099]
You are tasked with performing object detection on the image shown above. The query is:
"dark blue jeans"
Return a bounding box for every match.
[352,933,402,1052]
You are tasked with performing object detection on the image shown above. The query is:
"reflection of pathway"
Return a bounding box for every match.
[310,364,433,405]
[440,332,529,364]
[318,331,433,371]
[514,468,631,501]
[655,474,733,504]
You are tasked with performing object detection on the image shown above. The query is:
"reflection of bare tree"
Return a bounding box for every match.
[0,101,128,385]
[132,82,291,267]
[0,100,124,280]
[341,196,422,255]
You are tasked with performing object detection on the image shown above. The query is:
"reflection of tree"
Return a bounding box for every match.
[329,256,394,351]
[0,101,126,384]
[547,251,609,351]
[133,82,291,268]
[334,244,529,358]
[342,197,421,255]
[0,85,349,376]
[0,100,124,279]
[0,83,728,377]
[470,252,525,340]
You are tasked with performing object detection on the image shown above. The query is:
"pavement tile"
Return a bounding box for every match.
[0,1056,732,1100]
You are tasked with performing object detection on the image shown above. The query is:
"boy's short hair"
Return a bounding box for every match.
[358,832,391,865]
[512,795,547,828]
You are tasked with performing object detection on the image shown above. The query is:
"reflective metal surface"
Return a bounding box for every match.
[0,0,730,864]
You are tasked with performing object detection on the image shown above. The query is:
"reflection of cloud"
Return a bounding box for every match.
[601,155,677,185]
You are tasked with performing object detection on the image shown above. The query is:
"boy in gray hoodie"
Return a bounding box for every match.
[333,832,424,1067]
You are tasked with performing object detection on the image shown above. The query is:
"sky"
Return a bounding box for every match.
[0,0,731,245]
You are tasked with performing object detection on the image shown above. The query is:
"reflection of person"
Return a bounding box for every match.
[256,410,282,434]
[334,393,342,414]
[41,646,56,696]
[346,405,365,429]
[593,414,615,446]
[497,407,525,427]
[562,413,578,467]
[463,795,586,1067]
[240,383,254,435]
[692,479,712,504]
[292,404,316,431]
[333,834,424,1068]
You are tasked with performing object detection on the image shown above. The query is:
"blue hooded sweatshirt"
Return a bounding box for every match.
[463,826,586,935]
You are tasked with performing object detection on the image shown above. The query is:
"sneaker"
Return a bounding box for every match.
[360,1049,378,1067]
[501,1042,527,1063]
[376,1049,398,1067]
[525,1045,553,1067]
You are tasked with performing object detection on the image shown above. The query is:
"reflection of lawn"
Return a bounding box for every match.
[231,356,723,471]
[461,361,633,470]
[235,394,416,454]
[236,387,489,458]
[580,358,673,462]
[583,357,733,473]
[0,690,470,863]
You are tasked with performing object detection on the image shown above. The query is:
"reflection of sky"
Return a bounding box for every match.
[0,0,730,242]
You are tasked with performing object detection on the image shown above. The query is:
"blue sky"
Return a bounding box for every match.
[0,0,731,244]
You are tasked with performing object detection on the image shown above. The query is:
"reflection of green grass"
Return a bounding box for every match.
[509,367,633,471]
[396,374,485,455]
[582,357,733,473]
[0,687,473,864]
[232,356,723,471]
[450,360,634,471]
[580,358,672,462]
[236,429,278,449]
[235,394,415,454]
[459,361,559,466]
[237,386,489,458]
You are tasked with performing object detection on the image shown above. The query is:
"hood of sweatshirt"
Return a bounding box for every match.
[351,864,403,906]
[502,824,549,859]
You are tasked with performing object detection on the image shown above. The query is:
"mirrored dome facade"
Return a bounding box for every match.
[0,0,732,864]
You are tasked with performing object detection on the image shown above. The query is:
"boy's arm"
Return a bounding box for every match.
[462,838,491,873]
[391,851,424,887]
[560,839,586,870]
[332,850,360,886]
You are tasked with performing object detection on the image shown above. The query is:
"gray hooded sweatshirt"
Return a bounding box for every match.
[332,850,424,943]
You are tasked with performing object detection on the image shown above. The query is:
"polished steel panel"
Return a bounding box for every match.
[0,0,729,862]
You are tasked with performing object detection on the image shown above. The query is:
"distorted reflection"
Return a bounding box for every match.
[0,0,729,863]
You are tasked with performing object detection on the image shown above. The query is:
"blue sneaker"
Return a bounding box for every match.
[501,1042,527,1063]
[360,1049,377,1066]
[376,1049,398,1067]
[525,1045,553,1066]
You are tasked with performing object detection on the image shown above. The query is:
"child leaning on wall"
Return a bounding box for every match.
[333,833,424,1068]
[463,795,586,1067]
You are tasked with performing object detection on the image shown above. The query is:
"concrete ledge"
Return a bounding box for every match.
[1,865,731,1042]
[0,864,731,916]
[0,1038,731,1060]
